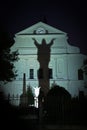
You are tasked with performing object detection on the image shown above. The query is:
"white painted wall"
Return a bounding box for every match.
[1,22,87,106]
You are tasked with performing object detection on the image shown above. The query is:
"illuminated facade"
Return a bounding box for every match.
[1,22,87,106]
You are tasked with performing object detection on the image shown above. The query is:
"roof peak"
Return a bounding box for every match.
[15,21,67,35]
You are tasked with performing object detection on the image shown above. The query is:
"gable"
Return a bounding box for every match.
[15,22,66,35]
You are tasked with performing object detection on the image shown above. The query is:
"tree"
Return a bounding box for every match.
[44,85,71,123]
[0,26,19,83]
[27,85,34,105]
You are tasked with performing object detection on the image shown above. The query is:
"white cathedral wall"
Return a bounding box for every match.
[15,55,39,80]
[50,54,85,81]
[49,53,87,97]
[67,54,87,80]
[49,55,68,80]
[1,23,87,106]
[2,51,86,99]
[1,54,87,106]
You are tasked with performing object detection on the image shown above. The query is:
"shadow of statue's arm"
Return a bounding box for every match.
[32,38,39,47]
[49,38,56,46]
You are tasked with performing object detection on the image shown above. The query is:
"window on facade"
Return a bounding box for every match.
[30,69,34,79]
[49,68,53,79]
[78,69,83,80]
[38,68,43,79]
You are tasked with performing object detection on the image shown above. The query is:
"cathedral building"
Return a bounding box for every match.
[1,22,87,106]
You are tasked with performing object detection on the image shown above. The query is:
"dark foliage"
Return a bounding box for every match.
[0,26,19,82]
[27,86,34,105]
[43,85,87,125]
[71,96,87,125]
[0,92,39,130]
[44,85,71,124]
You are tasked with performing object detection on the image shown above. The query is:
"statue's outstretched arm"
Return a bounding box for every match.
[32,38,39,47]
[32,38,35,41]
[49,38,56,46]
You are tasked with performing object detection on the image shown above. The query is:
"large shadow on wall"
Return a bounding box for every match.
[32,38,55,96]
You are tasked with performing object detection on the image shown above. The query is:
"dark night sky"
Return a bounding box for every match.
[0,0,87,54]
